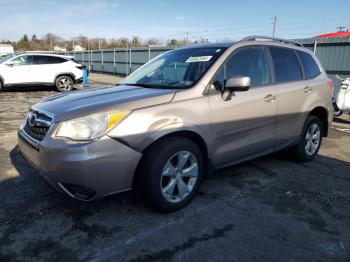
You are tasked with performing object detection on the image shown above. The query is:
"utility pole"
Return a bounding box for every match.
[98,36,101,50]
[336,26,346,32]
[186,32,189,43]
[272,16,277,38]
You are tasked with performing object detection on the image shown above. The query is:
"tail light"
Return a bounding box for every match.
[327,79,333,90]
[76,65,83,70]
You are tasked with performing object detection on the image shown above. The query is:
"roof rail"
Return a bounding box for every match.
[240,35,304,47]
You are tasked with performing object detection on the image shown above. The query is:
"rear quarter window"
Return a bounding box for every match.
[270,47,302,83]
[70,58,79,64]
[297,50,321,79]
[52,57,67,63]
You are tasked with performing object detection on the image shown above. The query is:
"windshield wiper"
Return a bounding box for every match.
[117,83,158,88]
[118,82,187,89]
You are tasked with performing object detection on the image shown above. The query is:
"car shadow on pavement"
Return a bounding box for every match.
[2,144,350,261]
[7,145,147,208]
[2,85,78,92]
[2,85,56,92]
[6,143,350,214]
[333,115,350,125]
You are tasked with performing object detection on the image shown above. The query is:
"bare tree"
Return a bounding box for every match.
[6,33,195,51]
[145,38,162,46]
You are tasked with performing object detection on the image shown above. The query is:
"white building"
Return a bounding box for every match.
[0,44,14,56]
[73,44,86,51]
[54,45,67,52]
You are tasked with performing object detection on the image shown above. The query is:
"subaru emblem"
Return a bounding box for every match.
[28,112,37,127]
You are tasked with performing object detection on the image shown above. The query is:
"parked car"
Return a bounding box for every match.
[18,36,333,212]
[0,53,83,92]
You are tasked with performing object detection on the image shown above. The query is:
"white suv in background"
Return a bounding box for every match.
[0,53,83,92]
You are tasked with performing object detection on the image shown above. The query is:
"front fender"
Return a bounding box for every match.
[110,120,212,155]
[141,121,210,152]
[108,94,213,156]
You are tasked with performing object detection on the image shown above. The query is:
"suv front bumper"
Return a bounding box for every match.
[18,129,142,201]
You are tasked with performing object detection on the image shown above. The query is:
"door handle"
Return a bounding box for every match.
[304,86,312,93]
[264,94,276,103]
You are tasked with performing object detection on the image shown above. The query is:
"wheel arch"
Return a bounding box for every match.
[309,106,329,137]
[132,130,211,188]
[55,73,76,84]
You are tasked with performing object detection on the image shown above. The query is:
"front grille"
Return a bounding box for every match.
[23,111,52,141]
[23,125,49,141]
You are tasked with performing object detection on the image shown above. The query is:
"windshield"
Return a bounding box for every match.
[121,47,226,89]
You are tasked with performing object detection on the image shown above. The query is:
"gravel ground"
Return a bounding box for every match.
[0,85,350,262]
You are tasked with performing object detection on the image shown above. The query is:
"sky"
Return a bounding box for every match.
[1,0,350,42]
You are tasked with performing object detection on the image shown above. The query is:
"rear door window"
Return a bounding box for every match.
[33,56,48,64]
[296,50,321,79]
[33,56,67,64]
[270,47,302,83]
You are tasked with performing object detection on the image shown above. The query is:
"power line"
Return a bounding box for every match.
[146,16,350,42]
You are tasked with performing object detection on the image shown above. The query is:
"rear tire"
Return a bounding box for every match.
[0,80,3,91]
[289,116,323,162]
[55,75,74,92]
[139,137,204,212]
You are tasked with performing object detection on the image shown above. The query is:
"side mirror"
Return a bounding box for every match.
[222,76,250,101]
[6,61,16,67]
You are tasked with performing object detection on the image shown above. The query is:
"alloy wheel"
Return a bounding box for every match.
[304,123,321,156]
[58,77,73,91]
[160,151,198,203]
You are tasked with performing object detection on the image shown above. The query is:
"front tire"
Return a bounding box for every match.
[289,116,323,162]
[140,137,204,212]
[55,75,74,92]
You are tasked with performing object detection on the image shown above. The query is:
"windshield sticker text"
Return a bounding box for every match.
[185,56,212,63]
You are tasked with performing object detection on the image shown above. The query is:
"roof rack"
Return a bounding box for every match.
[240,35,304,47]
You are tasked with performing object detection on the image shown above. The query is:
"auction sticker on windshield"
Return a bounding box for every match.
[186,56,212,63]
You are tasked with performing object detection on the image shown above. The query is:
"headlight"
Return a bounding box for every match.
[55,111,130,141]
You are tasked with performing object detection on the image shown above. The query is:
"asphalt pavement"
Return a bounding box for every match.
[0,83,349,262]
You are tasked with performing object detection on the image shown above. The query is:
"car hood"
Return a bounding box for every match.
[32,85,177,122]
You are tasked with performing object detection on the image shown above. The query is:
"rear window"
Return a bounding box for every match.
[297,50,321,79]
[270,47,302,83]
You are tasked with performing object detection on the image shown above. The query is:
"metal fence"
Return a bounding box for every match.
[67,47,173,76]
[294,36,350,93]
[69,37,350,93]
